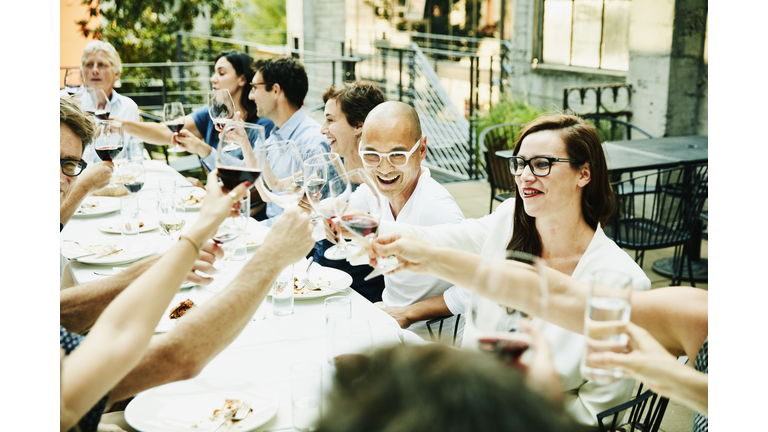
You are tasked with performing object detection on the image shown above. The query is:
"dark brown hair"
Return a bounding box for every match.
[322,81,386,128]
[507,114,615,256]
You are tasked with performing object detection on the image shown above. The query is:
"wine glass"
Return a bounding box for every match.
[93,120,125,188]
[163,102,186,153]
[328,168,398,279]
[64,69,84,97]
[122,161,146,196]
[208,89,235,133]
[220,121,265,156]
[158,193,186,243]
[83,88,111,120]
[256,140,308,210]
[466,251,547,368]
[303,154,362,260]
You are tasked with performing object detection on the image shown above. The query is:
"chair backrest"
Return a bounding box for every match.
[479,123,523,194]
[425,314,462,346]
[582,114,654,141]
[606,163,708,250]
[597,387,670,432]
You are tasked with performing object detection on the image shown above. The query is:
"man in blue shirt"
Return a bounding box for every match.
[247,56,331,225]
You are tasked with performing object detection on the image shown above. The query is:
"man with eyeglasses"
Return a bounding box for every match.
[60,96,115,230]
[349,101,465,340]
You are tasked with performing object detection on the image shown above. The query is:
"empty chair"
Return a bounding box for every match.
[425,314,462,346]
[582,114,653,142]
[479,123,524,212]
[597,386,670,432]
[603,163,708,285]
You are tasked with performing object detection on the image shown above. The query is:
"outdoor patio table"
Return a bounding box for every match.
[60,159,422,431]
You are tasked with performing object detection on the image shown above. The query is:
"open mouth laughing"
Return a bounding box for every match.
[522,188,543,197]
[376,173,400,186]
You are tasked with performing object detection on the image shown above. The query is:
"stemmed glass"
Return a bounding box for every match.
[122,161,146,196]
[83,88,111,120]
[303,154,361,260]
[329,169,400,280]
[163,102,186,153]
[158,193,186,244]
[466,251,548,368]
[64,69,84,97]
[208,89,236,133]
[93,120,125,188]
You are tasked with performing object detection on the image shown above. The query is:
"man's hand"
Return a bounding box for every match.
[175,130,211,158]
[185,176,204,189]
[185,241,224,286]
[258,206,316,268]
[370,232,438,274]
[79,161,115,193]
[378,304,413,329]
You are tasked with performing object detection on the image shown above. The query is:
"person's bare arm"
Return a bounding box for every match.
[107,207,316,404]
[116,115,201,146]
[60,242,224,334]
[378,294,452,329]
[60,162,114,227]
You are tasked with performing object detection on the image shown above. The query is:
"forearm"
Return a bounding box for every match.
[60,256,159,334]
[403,294,452,325]
[107,247,288,403]
[120,119,172,145]
[666,366,708,416]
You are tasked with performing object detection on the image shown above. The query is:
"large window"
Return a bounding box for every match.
[540,0,630,71]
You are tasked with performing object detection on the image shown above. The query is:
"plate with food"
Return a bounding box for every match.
[245,220,270,249]
[125,377,278,432]
[180,187,206,210]
[72,197,121,217]
[268,262,353,300]
[98,220,159,234]
[60,241,159,265]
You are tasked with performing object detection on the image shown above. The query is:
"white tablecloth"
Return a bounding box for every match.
[60,160,423,431]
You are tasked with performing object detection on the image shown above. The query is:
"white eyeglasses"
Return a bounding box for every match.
[359,138,421,167]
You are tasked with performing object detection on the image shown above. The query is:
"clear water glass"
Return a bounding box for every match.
[290,362,322,431]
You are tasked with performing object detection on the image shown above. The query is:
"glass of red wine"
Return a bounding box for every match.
[93,120,125,188]
[83,88,111,120]
[208,89,235,133]
[467,251,548,368]
[122,161,145,196]
[163,102,186,153]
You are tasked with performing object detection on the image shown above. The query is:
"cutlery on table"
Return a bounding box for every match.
[212,400,251,432]
[301,258,351,293]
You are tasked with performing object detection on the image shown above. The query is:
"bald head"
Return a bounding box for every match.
[363,101,421,142]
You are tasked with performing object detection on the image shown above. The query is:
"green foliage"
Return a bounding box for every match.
[476,97,546,143]
[238,0,287,46]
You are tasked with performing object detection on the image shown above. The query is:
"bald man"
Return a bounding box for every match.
[349,102,465,340]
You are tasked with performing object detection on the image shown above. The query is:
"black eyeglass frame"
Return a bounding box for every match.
[508,156,580,177]
[249,82,274,96]
[60,158,88,177]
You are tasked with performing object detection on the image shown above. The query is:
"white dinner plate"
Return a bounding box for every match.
[72,197,120,217]
[245,220,270,249]
[180,187,206,210]
[268,263,353,300]
[98,220,159,234]
[125,377,278,432]
[61,241,159,265]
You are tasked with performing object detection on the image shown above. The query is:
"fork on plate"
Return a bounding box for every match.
[213,400,251,431]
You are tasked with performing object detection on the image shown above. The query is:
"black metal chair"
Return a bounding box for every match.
[604,163,708,286]
[425,314,461,346]
[582,114,654,142]
[597,385,670,432]
[478,123,524,212]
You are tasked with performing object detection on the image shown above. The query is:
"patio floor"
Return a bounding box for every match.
[442,179,705,432]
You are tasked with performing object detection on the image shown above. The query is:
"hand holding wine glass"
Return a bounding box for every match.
[93,120,125,188]
[208,89,235,132]
[163,102,186,153]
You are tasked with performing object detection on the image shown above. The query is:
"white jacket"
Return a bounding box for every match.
[380,198,651,426]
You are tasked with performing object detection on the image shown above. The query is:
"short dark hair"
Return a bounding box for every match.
[253,56,309,108]
[215,50,259,122]
[322,81,385,128]
[317,344,575,432]
[60,96,95,153]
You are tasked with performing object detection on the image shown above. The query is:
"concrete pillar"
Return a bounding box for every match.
[627,0,707,136]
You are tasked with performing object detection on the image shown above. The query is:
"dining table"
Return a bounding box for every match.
[495,135,709,284]
[60,159,424,432]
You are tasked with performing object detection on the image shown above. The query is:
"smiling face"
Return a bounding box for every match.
[82,51,119,96]
[360,116,425,200]
[60,123,83,205]
[513,130,590,220]
[249,71,278,120]
[321,98,362,162]
[210,57,245,102]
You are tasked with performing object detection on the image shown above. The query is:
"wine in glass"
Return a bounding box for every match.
[163,102,186,153]
[93,120,124,188]
[64,69,84,96]
[122,161,146,195]
[467,251,547,368]
[83,88,111,120]
[158,193,186,243]
[208,89,235,133]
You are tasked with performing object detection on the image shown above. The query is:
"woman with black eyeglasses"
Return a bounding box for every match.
[368,114,651,427]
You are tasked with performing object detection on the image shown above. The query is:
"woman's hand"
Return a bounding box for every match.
[369,232,439,274]
[185,241,224,285]
[175,129,212,158]
[519,319,562,407]
[187,170,249,242]
[258,206,316,268]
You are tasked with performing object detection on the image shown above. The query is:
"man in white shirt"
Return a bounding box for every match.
[350,102,464,340]
[79,41,140,126]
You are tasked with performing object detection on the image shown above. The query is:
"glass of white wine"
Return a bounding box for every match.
[158,192,186,244]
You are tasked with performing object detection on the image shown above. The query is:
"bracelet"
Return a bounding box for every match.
[178,235,203,254]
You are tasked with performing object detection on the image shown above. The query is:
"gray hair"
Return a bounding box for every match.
[81,40,122,75]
